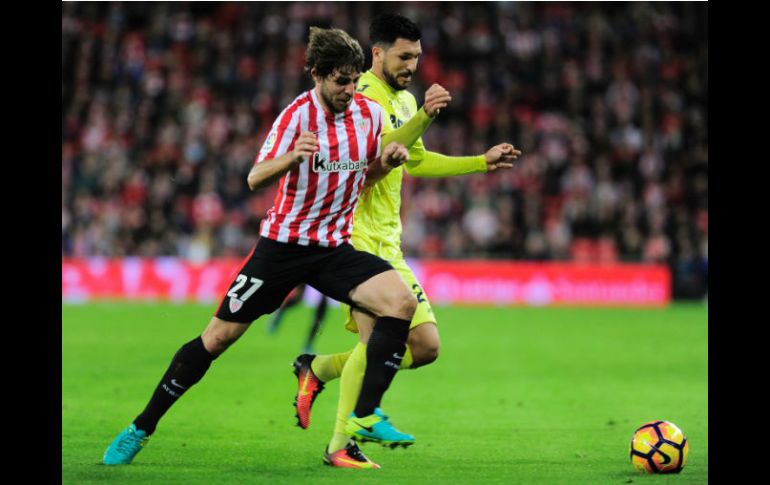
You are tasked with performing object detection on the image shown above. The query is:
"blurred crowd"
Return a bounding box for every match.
[61,2,708,298]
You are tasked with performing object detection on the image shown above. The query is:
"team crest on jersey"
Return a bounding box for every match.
[263,131,277,151]
[229,297,244,313]
[399,102,410,119]
[356,118,371,132]
[312,152,367,173]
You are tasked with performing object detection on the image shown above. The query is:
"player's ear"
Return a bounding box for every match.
[372,45,384,63]
[310,67,320,83]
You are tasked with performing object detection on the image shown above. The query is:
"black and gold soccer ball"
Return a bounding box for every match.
[629,420,689,473]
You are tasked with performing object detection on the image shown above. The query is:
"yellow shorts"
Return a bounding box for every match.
[343,234,436,333]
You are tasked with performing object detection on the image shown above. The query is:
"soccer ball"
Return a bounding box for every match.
[629,420,688,473]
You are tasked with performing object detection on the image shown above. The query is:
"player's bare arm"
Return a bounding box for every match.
[247,131,319,191]
[364,141,409,188]
[484,143,522,172]
[423,83,451,117]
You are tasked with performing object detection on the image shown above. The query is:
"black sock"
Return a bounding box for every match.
[354,316,410,417]
[268,307,285,328]
[133,336,215,435]
[304,297,328,350]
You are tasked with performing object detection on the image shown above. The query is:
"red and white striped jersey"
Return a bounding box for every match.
[254,89,383,247]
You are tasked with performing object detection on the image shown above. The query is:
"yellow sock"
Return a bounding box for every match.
[312,343,413,383]
[401,345,414,369]
[328,342,367,453]
[310,349,353,383]
[328,432,350,454]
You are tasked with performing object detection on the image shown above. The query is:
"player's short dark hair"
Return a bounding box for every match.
[369,13,422,47]
[305,27,365,78]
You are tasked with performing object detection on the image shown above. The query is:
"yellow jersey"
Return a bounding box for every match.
[354,69,487,247]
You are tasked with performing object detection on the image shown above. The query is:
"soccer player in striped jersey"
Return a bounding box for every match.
[104,27,416,468]
[290,14,522,468]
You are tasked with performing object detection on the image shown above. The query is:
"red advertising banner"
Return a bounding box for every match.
[409,261,670,306]
[61,258,242,303]
[62,258,670,306]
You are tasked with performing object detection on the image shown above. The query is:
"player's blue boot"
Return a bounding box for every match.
[103,424,149,465]
[344,408,415,448]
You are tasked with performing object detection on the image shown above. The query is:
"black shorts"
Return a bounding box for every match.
[214,237,393,323]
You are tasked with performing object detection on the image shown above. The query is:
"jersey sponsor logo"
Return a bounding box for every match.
[357,84,370,92]
[389,114,404,129]
[312,152,367,173]
[229,296,244,313]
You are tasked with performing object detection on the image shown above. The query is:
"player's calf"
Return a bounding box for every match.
[201,317,250,356]
[406,322,440,368]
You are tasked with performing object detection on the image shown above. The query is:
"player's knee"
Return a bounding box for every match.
[201,327,238,356]
[393,291,418,320]
[410,338,440,368]
[365,287,417,320]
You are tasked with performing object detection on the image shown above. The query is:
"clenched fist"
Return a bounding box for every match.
[290,131,320,165]
[381,142,409,168]
[484,143,522,172]
[423,83,452,118]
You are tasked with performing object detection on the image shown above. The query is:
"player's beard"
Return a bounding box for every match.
[382,63,412,91]
[319,84,351,113]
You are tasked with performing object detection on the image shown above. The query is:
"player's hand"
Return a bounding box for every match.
[423,83,452,118]
[381,142,409,168]
[290,131,319,165]
[484,143,522,172]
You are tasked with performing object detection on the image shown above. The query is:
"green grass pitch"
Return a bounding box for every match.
[62,302,708,484]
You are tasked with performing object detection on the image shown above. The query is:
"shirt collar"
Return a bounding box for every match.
[365,69,398,96]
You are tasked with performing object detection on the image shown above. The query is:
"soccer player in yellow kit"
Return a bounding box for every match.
[291,14,522,468]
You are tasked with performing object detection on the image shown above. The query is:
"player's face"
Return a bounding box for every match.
[381,38,422,90]
[317,68,361,113]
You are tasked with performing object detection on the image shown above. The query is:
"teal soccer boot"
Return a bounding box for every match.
[103,424,149,465]
[345,408,415,448]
